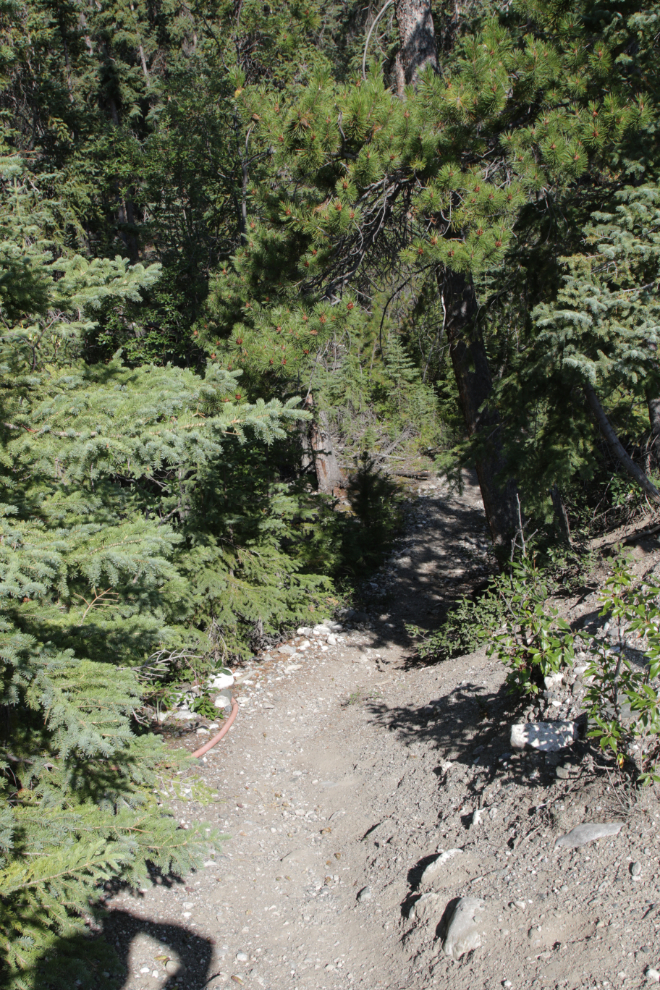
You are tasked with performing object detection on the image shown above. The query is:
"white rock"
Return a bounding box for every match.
[209,672,234,690]
[510,721,578,752]
[470,809,482,828]
[214,691,232,709]
[646,968,660,982]
[196,727,209,735]
[299,639,311,647]
[443,897,486,959]
[555,822,624,850]
[327,634,337,645]
[544,672,564,691]
[313,624,329,635]
[278,644,296,655]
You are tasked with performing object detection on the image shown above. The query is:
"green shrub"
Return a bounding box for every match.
[583,559,660,784]
[416,589,506,661]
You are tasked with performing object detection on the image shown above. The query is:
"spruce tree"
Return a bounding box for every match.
[0,153,316,989]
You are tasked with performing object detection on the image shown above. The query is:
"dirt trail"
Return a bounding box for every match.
[107,474,660,990]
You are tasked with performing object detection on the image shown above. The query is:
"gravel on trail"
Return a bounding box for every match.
[104,473,660,990]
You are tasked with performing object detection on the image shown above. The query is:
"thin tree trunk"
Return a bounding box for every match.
[443,270,519,552]
[550,484,572,544]
[394,0,438,85]
[303,394,345,493]
[647,390,660,465]
[310,411,345,493]
[584,383,660,503]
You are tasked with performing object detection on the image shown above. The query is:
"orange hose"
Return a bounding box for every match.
[192,696,239,758]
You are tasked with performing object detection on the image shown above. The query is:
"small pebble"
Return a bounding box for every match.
[645,968,660,982]
[357,886,372,902]
[631,861,642,877]
[235,951,248,963]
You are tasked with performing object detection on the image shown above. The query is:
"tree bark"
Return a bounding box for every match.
[394,0,438,85]
[550,484,572,544]
[647,390,660,463]
[310,411,345,493]
[303,394,345,494]
[443,270,520,552]
[584,383,660,503]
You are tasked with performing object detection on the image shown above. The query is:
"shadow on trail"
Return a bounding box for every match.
[362,678,591,795]
[32,907,216,990]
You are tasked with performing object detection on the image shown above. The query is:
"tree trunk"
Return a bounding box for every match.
[393,0,438,85]
[310,411,345,493]
[550,484,572,544]
[584,383,660,503]
[647,390,660,465]
[303,394,345,493]
[443,270,520,552]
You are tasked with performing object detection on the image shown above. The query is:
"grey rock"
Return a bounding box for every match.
[555,822,624,850]
[511,721,578,752]
[555,766,570,779]
[443,897,486,959]
[214,689,232,709]
[630,861,642,877]
[357,886,372,903]
[235,951,248,963]
[278,644,297,655]
[165,960,182,976]
[419,849,463,886]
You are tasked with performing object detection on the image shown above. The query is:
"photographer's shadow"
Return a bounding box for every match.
[33,908,218,990]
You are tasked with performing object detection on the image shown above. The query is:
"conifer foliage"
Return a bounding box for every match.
[0,156,312,988]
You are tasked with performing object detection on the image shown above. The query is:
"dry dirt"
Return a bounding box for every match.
[104,473,660,990]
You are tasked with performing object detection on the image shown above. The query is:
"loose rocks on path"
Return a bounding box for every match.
[104,473,660,990]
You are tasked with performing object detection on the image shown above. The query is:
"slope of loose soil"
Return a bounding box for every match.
[104,474,660,990]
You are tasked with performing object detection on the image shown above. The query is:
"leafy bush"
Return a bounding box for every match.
[484,553,660,784]
[192,693,223,720]
[416,590,506,661]
[584,561,660,784]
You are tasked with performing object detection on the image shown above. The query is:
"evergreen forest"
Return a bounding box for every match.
[3,0,660,985]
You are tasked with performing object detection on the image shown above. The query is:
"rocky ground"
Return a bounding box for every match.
[103,473,660,990]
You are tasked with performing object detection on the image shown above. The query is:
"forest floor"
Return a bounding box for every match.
[104,473,660,990]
